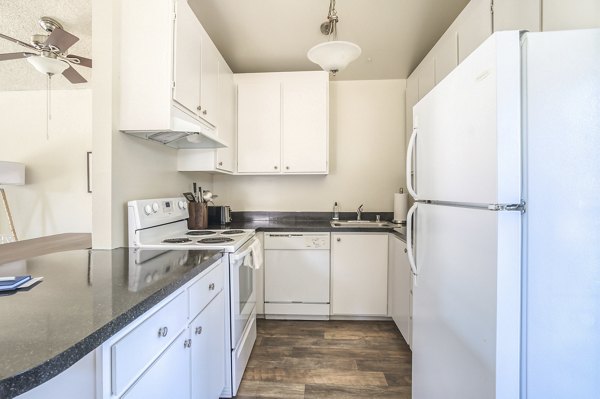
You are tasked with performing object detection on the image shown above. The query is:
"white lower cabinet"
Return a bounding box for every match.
[389,235,412,347]
[104,260,225,399]
[331,233,388,316]
[190,292,226,399]
[122,330,191,399]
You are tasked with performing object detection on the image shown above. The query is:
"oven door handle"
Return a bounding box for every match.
[231,247,252,262]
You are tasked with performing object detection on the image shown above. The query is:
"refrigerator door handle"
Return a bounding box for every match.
[406,202,418,276]
[406,127,419,199]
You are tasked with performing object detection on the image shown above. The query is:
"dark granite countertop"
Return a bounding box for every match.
[212,211,407,241]
[0,248,222,398]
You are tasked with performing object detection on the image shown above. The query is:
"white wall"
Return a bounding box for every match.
[0,89,92,240]
[213,80,406,212]
[92,0,212,249]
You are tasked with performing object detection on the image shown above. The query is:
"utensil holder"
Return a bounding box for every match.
[187,202,208,230]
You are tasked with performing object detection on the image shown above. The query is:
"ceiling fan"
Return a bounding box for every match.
[0,16,92,84]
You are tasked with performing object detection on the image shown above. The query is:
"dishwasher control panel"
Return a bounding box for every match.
[264,233,331,250]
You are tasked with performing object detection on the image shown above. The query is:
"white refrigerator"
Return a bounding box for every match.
[405,29,600,399]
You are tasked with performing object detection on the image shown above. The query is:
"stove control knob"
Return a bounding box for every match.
[178,200,186,210]
[152,202,160,213]
[183,202,187,210]
[144,204,153,215]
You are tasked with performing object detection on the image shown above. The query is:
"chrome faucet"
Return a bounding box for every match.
[356,204,364,221]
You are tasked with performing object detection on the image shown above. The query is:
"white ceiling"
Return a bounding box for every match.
[189,0,470,80]
[0,0,469,90]
[0,0,91,91]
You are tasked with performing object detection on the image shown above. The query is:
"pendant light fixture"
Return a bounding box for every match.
[307,0,361,75]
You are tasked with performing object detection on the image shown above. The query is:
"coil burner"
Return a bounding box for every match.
[220,230,246,235]
[162,238,192,244]
[197,237,235,244]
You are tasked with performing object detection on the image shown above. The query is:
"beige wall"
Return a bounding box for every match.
[0,89,92,240]
[213,80,406,212]
[92,0,212,249]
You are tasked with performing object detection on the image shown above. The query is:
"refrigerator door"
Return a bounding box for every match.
[412,203,521,399]
[410,31,521,205]
[523,29,600,399]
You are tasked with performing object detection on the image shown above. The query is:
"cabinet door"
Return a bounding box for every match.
[331,234,388,316]
[282,73,328,173]
[405,72,418,151]
[542,0,600,31]
[390,237,411,345]
[433,29,458,85]
[191,292,226,399]
[173,0,201,115]
[216,59,235,172]
[457,0,493,63]
[237,79,281,173]
[417,56,435,100]
[493,0,541,32]
[200,27,219,127]
[122,330,190,399]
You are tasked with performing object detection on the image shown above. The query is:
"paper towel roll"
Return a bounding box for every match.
[393,192,408,223]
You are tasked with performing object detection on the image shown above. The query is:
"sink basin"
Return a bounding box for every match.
[330,220,394,228]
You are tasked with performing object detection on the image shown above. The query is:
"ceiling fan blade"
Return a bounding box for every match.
[0,52,36,61]
[62,65,87,84]
[0,32,38,50]
[66,55,92,68]
[45,28,79,52]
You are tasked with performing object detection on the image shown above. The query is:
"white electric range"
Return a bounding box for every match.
[128,197,257,398]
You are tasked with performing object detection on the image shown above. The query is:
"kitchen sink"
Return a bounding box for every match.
[330,220,395,228]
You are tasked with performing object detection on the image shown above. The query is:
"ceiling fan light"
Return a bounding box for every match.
[307,40,362,74]
[27,55,69,75]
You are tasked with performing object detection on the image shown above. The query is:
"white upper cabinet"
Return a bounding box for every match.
[433,28,458,85]
[457,0,493,63]
[417,56,436,101]
[120,0,230,141]
[542,0,600,31]
[173,0,202,116]
[237,71,329,175]
[199,26,219,127]
[493,0,541,32]
[216,57,235,172]
[237,77,282,173]
[282,73,329,173]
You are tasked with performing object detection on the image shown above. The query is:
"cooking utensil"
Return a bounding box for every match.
[198,186,203,203]
[192,183,197,201]
[183,192,196,203]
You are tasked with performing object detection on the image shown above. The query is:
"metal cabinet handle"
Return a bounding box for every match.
[197,106,201,111]
[184,339,192,348]
[218,162,223,166]
[274,166,278,170]
[202,110,207,115]
[157,326,168,338]
[286,166,290,170]
[195,326,203,335]
[336,238,341,242]
[404,248,407,253]
[208,283,215,291]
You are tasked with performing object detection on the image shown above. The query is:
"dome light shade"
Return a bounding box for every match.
[27,56,69,75]
[307,40,362,74]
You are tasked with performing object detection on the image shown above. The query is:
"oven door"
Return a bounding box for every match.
[230,237,257,348]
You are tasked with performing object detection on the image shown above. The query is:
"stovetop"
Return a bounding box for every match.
[128,197,255,252]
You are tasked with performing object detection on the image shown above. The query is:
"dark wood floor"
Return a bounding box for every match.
[235,319,412,399]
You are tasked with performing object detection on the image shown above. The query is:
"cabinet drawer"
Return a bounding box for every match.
[111,291,188,396]
[189,261,224,320]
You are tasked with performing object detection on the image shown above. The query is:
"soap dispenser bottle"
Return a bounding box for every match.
[332,202,340,220]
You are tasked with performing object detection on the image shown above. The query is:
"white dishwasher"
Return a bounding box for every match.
[264,232,331,319]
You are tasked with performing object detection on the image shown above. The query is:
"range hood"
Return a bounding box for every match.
[121,107,228,149]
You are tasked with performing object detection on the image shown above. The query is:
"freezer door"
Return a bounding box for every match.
[523,29,600,399]
[412,203,521,399]
[411,31,521,205]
